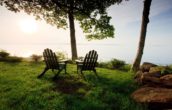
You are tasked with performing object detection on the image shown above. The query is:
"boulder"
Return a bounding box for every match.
[132,63,172,109]
[131,86,172,109]
[160,74,172,87]
[135,64,172,85]
[141,74,161,85]
[134,70,144,84]
[140,62,157,72]
[135,71,161,85]
[149,66,166,75]
[134,72,172,87]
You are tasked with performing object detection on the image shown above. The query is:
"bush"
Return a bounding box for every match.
[160,66,172,75]
[169,64,172,69]
[119,64,131,71]
[0,50,10,58]
[30,54,42,62]
[98,58,126,70]
[98,61,112,69]
[0,50,22,62]
[0,56,23,63]
[55,51,68,60]
[111,58,126,69]
[6,56,23,62]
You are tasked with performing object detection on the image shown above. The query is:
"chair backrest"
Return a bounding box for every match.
[82,50,98,70]
[43,48,59,69]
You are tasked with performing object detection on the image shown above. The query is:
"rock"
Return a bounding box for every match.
[149,66,167,75]
[135,71,161,85]
[160,74,172,87]
[140,62,157,72]
[135,73,172,87]
[131,86,172,109]
[160,67,172,76]
[141,74,161,85]
[134,70,144,84]
[133,63,172,109]
[131,87,172,103]
[146,71,161,78]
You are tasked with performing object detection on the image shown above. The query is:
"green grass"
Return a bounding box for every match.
[0,62,147,110]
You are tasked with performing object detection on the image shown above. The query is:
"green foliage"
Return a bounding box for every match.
[169,64,172,69]
[7,56,23,62]
[80,13,115,40]
[0,0,125,40]
[98,58,127,70]
[0,62,147,110]
[55,51,68,60]
[160,67,172,75]
[0,56,23,62]
[0,50,10,58]
[120,64,131,71]
[30,54,42,62]
[111,58,126,69]
[98,61,112,69]
[0,50,22,63]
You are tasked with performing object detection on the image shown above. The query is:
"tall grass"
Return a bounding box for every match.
[0,62,147,110]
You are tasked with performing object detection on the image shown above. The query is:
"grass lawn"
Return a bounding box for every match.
[0,62,147,110]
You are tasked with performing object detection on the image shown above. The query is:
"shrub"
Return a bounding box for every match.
[160,66,172,75]
[0,50,22,62]
[0,56,23,63]
[98,61,112,69]
[119,64,131,71]
[56,51,68,60]
[0,50,10,58]
[111,58,126,69]
[30,54,42,62]
[3,56,23,63]
[98,58,126,70]
[169,64,172,69]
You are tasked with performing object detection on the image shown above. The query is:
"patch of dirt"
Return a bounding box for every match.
[53,76,90,95]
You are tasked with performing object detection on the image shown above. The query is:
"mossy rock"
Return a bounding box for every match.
[149,66,172,76]
[140,62,157,72]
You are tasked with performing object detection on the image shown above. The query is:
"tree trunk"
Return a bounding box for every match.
[131,0,152,72]
[68,0,78,60]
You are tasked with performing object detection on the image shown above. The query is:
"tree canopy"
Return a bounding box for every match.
[0,0,123,40]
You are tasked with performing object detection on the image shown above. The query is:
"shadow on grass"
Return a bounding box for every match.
[51,73,146,110]
[52,72,138,96]
[52,75,91,96]
[87,73,138,93]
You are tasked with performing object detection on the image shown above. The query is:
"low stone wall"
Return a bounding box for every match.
[131,62,172,109]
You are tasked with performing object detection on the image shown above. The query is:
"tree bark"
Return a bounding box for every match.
[68,0,78,60]
[131,0,152,72]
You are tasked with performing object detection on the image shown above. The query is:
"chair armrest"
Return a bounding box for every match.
[75,60,83,64]
[59,59,69,64]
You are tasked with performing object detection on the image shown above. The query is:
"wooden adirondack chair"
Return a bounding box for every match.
[37,48,67,78]
[76,50,98,77]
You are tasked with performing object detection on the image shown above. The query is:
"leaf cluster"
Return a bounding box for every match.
[0,0,125,39]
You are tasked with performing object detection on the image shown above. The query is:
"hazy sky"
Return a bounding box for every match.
[0,0,172,64]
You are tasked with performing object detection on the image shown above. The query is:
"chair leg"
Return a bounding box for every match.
[93,69,98,77]
[64,64,67,74]
[80,71,86,80]
[77,68,79,74]
[37,67,49,78]
[77,65,82,74]
[77,65,79,74]
[53,69,63,79]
